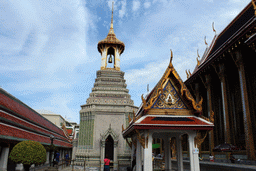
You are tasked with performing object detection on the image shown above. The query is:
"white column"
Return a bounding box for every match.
[188,132,200,171]
[100,141,105,171]
[131,140,135,167]
[0,147,10,171]
[143,131,152,171]
[101,49,107,69]
[115,49,120,69]
[176,135,183,171]
[164,137,171,170]
[114,141,118,171]
[46,151,50,164]
[136,138,142,171]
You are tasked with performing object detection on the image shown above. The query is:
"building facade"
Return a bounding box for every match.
[185,1,256,160]
[0,88,72,171]
[74,3,138,171]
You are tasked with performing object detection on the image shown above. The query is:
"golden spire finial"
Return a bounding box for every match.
[111,1,114,29]
[108,1,115,35]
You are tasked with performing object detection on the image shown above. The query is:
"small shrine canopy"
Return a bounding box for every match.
[123,115,213,136]
[122,51,214,171]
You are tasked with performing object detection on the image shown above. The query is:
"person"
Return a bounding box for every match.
[55,151,60,165]
[230,153,236,163]
[65,153,69,166]
[53,152,57,167]
[104,155,110,171]
[209,153,214,162]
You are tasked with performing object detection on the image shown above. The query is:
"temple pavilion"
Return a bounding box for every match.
[122,51,214,171]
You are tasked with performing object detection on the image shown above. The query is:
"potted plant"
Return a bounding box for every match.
[9,140,46,171]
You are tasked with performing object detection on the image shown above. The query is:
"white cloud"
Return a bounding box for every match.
[144,1,151,8]
[126,59,169,86]
[119,0,127,18]
[132,0,141,12]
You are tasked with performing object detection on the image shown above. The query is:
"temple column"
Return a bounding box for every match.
[46,151,50,164]
[231,51,256,160]
[136,137,142,171]
[188,131,200,171]
[214,63,231,144]
[176,135,183,171]
[201,74,215,153]
[164,137,171,170]
[101,49,107,70]
[115,48,120,70]
[131,140,135,168]
[113,141,118,171]
[0,146,10,171]
[143,130,152,171]
[100,140,105,171]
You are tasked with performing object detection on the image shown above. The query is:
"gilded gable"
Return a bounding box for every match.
[152,79,188,109]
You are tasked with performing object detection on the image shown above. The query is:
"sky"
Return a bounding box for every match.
[0,0,250,124]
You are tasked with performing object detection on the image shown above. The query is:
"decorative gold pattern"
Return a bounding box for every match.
[194,131,208,148]
[210,111,214,123]
[128,115,132,123]
[125,138,132,148]
[185,69,192,78]
[135,130,146,148]
[252,0,256,16]
[153,81,187,109]
[141,50,203,112]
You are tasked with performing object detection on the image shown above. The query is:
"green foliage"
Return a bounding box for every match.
[45,144,56,151]
[9,140,46,165]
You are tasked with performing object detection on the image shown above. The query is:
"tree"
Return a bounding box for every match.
[9,140,46,171]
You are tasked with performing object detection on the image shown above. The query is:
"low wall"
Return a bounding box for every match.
[171,160,256,171]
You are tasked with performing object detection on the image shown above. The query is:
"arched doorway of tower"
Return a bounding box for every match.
[105,135,114,161]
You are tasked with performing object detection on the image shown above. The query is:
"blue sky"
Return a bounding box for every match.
[0,0,250,123]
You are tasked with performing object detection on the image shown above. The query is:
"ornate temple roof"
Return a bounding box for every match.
[141,52,203,113]
[122,51,214,138]
[186,1,256,83]
[97,3,125,54]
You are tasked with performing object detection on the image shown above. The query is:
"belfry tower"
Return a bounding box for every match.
[98,2,124,71]
[74,2,138,171]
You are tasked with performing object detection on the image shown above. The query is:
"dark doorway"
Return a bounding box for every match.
[105,135,114,160]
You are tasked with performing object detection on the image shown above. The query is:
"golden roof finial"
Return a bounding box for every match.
[212,22,216,34]
[197,49,201,66]
[204,36,208,46]
[186,70,190,78]
[170,49,173,62]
